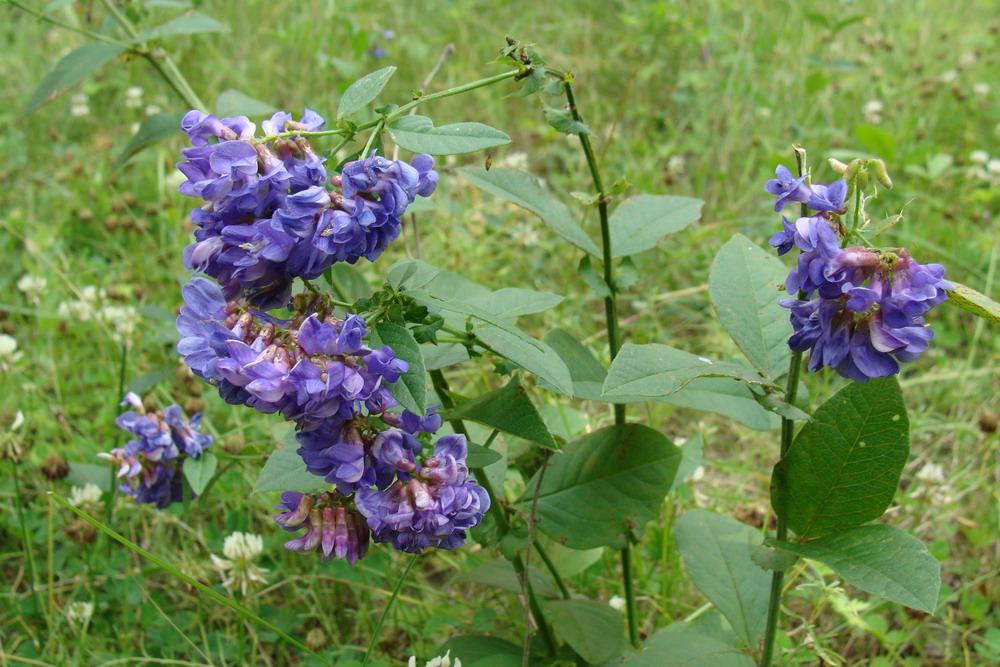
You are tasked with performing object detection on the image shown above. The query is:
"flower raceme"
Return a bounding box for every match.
[765,165,951,381]
[99,393,214,508]
[177,110,438,308]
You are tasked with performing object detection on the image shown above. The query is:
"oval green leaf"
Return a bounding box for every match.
[546,598,625,664]
[609,194,703,258]
[337,66,396,119]
[389,115,510,155]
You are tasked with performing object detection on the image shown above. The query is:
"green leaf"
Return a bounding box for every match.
[466,443,503,468]
[183,452,217,496]
[609,195,703,258]
[515,424,681,549]
[115,112,184,168]
[540,329,617,401]
[136,12,229,41]
[750,544,798,572]
[771,524,940,613]
[323,263,372,301]
[670,433,704,492]
[369,322,426,415]
[772,377,909,540]
[389,115,510,155]
[854,124,896,162]
[448,376,556,450]
[709,234,791,380]
[436,635,523,666]
[336,66,396,119]
[543,103,592,135]
[465,288,563,320]
[946,281,1000,324]
[617,256,639,291]
[67,462,112,493]
[663,377,778,430]
[603,343,776,399]
[458,167,601,257]
[674,509,771,645]
[579,255,611,298]
[253,432,326,494]
[215,89,276,117]
[24,44,125,115]
[387,258,440,290]
[405,290,573,395]
[623,625,756,666]
[546,599,625,664]
[454,558,558,599]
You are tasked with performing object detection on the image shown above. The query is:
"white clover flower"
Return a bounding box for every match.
[667,154,687,175]
[69,483,103,508]
[145,104,162,117]
[211,531,268,596]
[0,334,23,372]
[915,462,946,484]
[986,159,1000,176]
[863,99,884,124]
[57,299,93,321]
[497,151,529,170]
[609,595,626,612]
[940,69,959,83]
[98,304,140,342]
[973,82,990,96]
[958,51,977,69]
[407,652,463,667]
[70,92,90,117]
[17,274,47,304]
[65,601,94,625]
[970,150,990,166]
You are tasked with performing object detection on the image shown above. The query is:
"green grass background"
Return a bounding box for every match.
[1,0,998,665]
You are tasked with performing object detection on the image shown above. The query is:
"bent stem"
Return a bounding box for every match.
[362,553,419,667]
[51,493,333,666]
[562,78,638,647]
[430,369,559,657]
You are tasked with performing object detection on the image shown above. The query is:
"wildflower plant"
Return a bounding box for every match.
[14,3,1000,665]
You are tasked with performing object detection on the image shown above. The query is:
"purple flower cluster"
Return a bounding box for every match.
[178,110,438,308]
[176,277,407,431]
[355,434,490,553]
[765,165,951,381]
[99,393,214,508]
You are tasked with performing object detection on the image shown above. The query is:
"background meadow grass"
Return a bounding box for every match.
[1,0,998,665]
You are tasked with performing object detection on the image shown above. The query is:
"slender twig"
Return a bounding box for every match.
[362,554,419,667]
[563,77,638,647]
[11,460,43,616]
[6,0,131,47]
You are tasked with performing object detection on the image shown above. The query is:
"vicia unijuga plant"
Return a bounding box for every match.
[12,2,1000,664]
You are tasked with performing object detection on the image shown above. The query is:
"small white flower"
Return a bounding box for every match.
[970,150,990,166]
[98,304,140,342]
[11,411,24,431]
[690,465,706,483]
[0,334,23,372]
[427,651,461,667]
[756,107,773,119]
[973,82,990,96]
[145,104,162,117]
[958,51,977,69]
[69,92,90,117]
[667,154,687,175]
[940,69,959,83]
[69,483,103,507]
[863,99,884,124]
[497,151,529,170]
[211,532,268,596]
[986,159,1000,176]
[916,462,945,484]
[125,86,143,108]
[65,601,94,625]
[17,274,47,303]
[609,595,626,612]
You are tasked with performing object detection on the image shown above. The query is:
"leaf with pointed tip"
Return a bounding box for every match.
[24,44,125,115]
[709,234,791,380]
[448,376,555,450]
[336,66,396,119]
[459,167,600,257]
[515,424,681,549]
[387,258,440,290]
[609,195,703,258]
[115,112,184,168]
[253,433,326,494]
[623,625,755,666]
[183,452,217,496]
[389,116,509,155]
[674,509,772,645]
[771,524,940,613]
[368,322,426,415]
[136,12,229,41]
[772,377,909,539]
[947,281,1000,325]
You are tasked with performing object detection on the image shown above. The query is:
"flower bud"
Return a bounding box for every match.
[828,158,849,174]
[870,159,893,189]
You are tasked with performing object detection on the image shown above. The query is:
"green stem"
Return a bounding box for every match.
[11,460,43,616]
[534,542,571,599]
[429,370,559,656]
[361,117,386,157]
[6,0,131,47]
[564,78,637,646]
[761,151,811,667]
[51,492,332,665]
[105,342,128,556]
[362,553,419,667]
[260,70,521,144]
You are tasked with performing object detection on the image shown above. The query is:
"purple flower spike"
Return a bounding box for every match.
[273,492,370,564]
